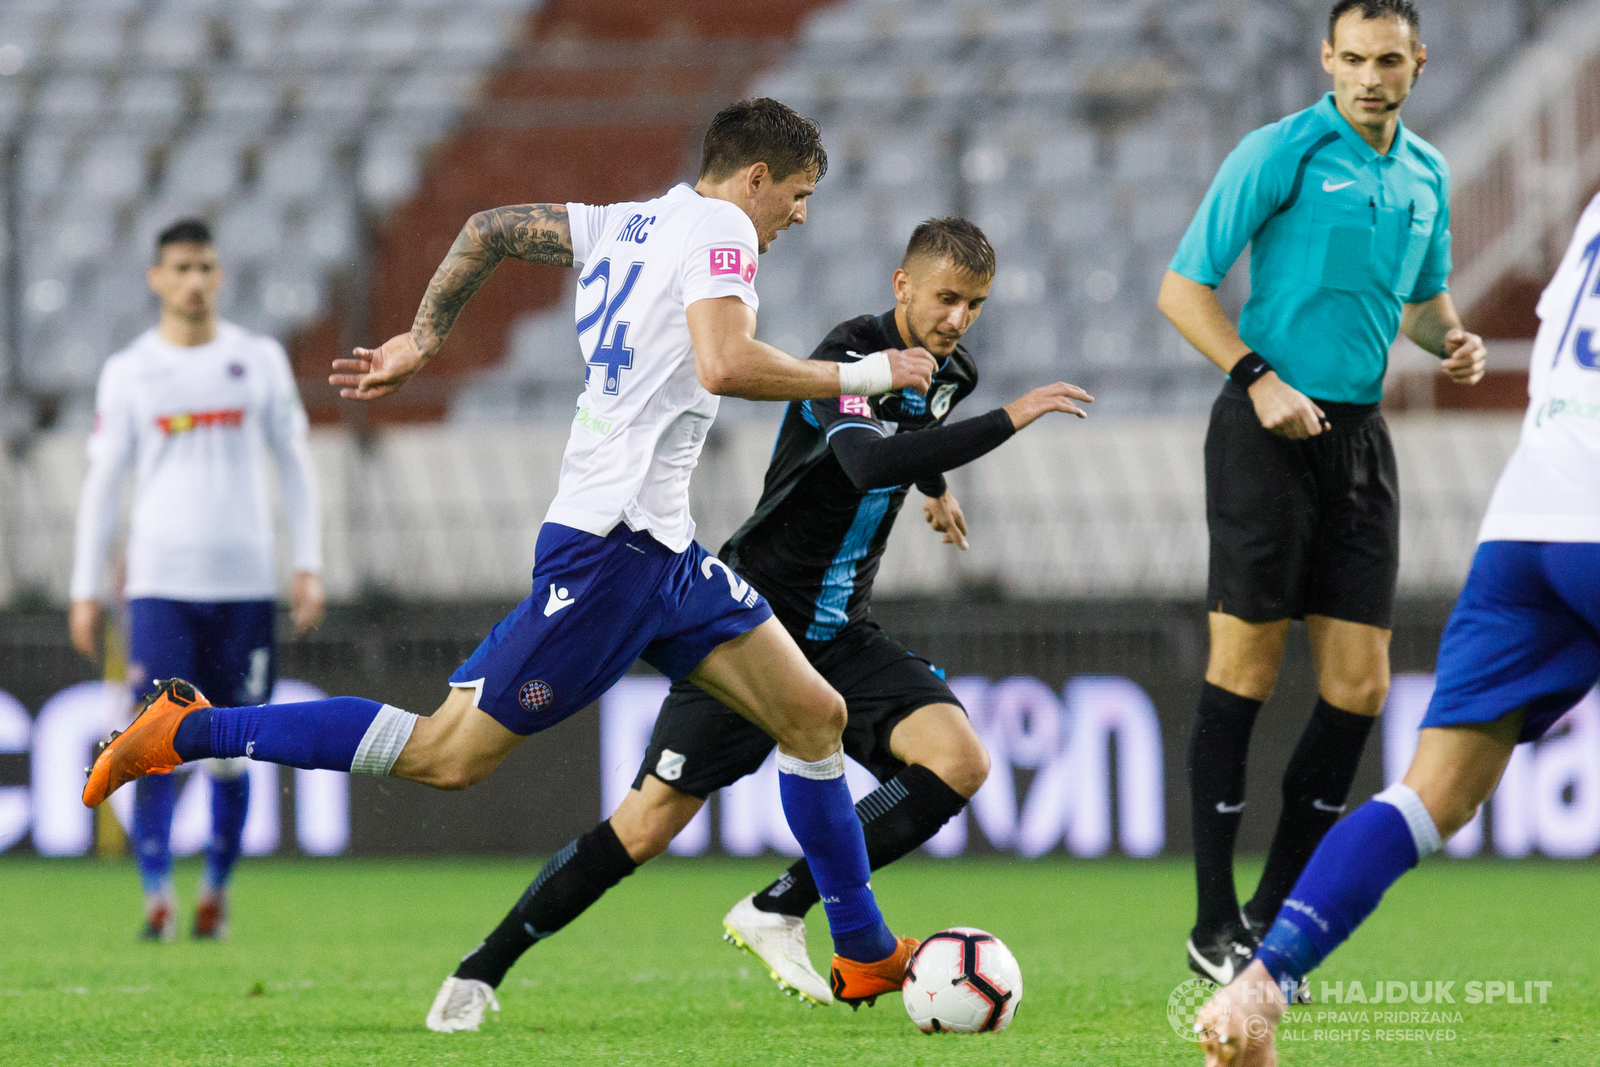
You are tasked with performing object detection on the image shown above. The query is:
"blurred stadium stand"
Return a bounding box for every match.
[0,0,1582,435]
[0,0,1595,608]
[0,0,542,435]
[458,0,1580,423]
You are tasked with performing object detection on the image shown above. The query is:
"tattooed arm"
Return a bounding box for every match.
[330,204,573,401]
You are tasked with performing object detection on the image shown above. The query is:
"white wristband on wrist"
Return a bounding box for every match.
[837,350,894,397]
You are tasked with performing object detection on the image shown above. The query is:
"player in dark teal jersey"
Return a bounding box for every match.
[1158,0,1490,987]
[435,220,1091,1017]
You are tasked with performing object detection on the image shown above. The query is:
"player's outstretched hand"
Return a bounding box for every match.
[885,347,937,394]
[291,571,326,636]
[1195,960,1286,1067]
[332,333,429,400]
[68,599,102,662]
[1440,328,1487,385]
[1248,373,1326,440]
[1004,382,1094,430]
[923,490,969,550]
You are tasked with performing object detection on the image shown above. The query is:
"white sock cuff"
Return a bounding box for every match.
[205,756,251,781]
[776,748,845,781]
[1373,783,1442,859]
[350,704,418,776]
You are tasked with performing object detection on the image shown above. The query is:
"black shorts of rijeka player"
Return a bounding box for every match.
[632,619,962,799]
[1205,378,1400,629]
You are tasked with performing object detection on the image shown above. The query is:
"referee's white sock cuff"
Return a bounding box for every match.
[777,748,845,781]
[1374,783,1442,859]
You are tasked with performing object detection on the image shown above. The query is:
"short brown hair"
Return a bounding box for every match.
[699,98,828,183]
[1328,0,1420,46]
[901,217,995,279]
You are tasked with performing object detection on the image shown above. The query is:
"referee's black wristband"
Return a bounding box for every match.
[1229,351,1274,388]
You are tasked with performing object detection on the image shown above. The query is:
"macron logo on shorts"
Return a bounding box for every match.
[544,583,575,617]
[840,395,872,417]
[709,248,756,283]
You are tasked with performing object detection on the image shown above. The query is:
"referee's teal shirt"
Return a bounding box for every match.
[1170,92,1452,404]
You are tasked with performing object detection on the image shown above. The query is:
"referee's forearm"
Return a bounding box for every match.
[1157,270,1251,373]
[1400,293,1460,357]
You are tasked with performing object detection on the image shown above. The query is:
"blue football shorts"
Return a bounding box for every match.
[126,598,277,708]
[1423,540,1600,743]
[449,522,774,735]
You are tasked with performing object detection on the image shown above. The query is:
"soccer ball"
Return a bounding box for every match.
[901,927,1023,1034]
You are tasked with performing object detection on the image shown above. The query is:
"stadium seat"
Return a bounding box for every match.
[73,137,151,205]
[162,133,245,203]
[201,74,285,136]
[112,74,190,135]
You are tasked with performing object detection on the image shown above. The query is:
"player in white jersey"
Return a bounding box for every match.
[85,100,932,1022]
[1193,196,1600,1065]
[70,219,324,939]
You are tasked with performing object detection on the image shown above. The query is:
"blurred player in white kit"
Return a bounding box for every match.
[1197,191,1600,1067]
[69,219,325,939]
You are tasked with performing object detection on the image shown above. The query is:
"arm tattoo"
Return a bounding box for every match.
[410,203,574,356]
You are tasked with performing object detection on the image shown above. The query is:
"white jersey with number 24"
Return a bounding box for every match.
[545,184,761,553]
[1479,192,1600,544]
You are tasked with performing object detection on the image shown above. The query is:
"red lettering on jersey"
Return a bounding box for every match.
[840,395,872,417]
[709,248,744,277]
[156,408,245,435]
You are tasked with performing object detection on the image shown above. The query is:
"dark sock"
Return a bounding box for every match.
[1245,698,1375,928]
[454,821,638,987]
[1189,682,1263,938]
[753,764,968,919]
[173,709,214,760]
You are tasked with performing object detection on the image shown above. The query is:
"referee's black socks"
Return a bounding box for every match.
[752,763,967,919]
[454,821,638,987]
[1188,682,1263,939]
[1244,697,1375,931]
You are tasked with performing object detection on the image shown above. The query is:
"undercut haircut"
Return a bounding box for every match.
[901,217,996,280]
[699,98,828,183]
[1328,0,1420,46]
[155,218,213,262]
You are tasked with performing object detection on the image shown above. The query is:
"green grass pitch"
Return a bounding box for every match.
[2,856,1594,1065]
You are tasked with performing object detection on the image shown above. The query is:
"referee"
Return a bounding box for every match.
[1157,0,1486,985]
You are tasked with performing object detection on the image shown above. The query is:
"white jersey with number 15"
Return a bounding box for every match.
[1479,192,1600,544]
[544,184,761,554]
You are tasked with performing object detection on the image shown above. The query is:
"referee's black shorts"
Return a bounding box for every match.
[1205,378,1399,629]
[632,619,961,799]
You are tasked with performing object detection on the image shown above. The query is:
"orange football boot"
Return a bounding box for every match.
[830,936,920,1009]
[82,679,209,808]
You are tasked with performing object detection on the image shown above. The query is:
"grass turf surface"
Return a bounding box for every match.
[2,856,1594,1065]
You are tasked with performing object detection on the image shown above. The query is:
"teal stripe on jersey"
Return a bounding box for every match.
[805,488,894,641]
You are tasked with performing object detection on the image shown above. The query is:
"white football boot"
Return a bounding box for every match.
[721,893,833,1006]
[425,976,500,1032]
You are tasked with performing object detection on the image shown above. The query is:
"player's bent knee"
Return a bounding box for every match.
[924,738,990,799]
[775,689,847,760]
[1323,675,1389,717]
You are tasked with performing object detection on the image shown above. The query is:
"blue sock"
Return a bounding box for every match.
[777,751,897,963]
[204,770,250,891]
[1255,784,1441,987]
[172,698,418,775]
[132,774,177,895]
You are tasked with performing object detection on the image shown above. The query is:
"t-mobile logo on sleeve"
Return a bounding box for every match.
[709,248,756,283]
[840,395,872,417]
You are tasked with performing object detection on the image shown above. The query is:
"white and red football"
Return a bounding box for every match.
[902,927,1023,1034]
